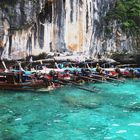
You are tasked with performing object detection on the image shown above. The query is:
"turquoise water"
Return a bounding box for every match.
[0,80,140,140]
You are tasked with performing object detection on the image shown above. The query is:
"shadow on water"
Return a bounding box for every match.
[62,96,101,110]
[61,86,138,112]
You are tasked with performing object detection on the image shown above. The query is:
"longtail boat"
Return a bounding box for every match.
[0,71,45,91]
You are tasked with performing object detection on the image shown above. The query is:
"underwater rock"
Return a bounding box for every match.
[128,103,140,112]
[62,96,101,109]
[116,102,140,112]
[15,95,26,101]
[6,116,14,124]
[0,113,15,124]
[1,127,21,140]
[14,124,29,134]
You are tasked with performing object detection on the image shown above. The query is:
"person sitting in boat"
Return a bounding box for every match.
[129,68,135,78]
[81,68,91,76]
[115,66,122,77]
[49,70,59,81]
[96,63,103,74]
[72,70,79,81]
[39,74,50,87]
[134,70,140,78]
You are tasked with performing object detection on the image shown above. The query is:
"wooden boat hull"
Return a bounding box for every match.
[0,81,45,91]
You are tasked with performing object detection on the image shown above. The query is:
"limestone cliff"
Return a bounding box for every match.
[0,0,139,60]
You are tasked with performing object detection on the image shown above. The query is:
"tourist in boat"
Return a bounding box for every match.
[81,68,91,76]
[115,66,122,78]
[128,68,137,79]
[96,63,103,74]
[48,70,58,87]
[39,74,50,87]
[134,69,140,78]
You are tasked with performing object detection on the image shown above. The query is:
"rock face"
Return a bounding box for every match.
[0,0,139,60]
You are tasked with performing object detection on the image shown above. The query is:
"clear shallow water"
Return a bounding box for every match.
[0,80,140,140]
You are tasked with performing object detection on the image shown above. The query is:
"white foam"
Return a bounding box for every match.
[116,130,127,134]
[112,124,120,127]
[123,110,129,112]
[128,123,140,126]
[104,137,112,140]
[134,134,138,137]
[90,127,96,130]
[8,110,13,113]
[53,120,61,123]
[15,117,22,121]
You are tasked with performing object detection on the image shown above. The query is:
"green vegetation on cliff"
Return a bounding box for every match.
[105,0,140,35]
